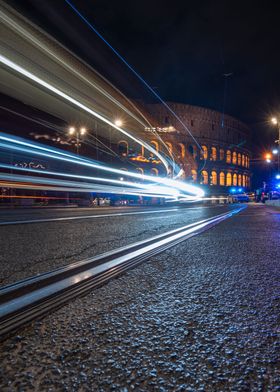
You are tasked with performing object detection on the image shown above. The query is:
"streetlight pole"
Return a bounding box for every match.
[68,126,86,155]
[271,117,280,174]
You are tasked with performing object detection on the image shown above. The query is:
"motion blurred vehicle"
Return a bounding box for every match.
[228,193,249,203]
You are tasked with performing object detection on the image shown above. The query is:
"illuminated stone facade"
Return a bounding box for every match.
[117,102,251,191]
[143,103,251,190]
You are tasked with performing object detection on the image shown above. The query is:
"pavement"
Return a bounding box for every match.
[0,203,229,286]
[0,203,280,391]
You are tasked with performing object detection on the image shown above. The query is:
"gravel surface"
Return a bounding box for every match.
[0,204,279,391]
[0,204,228,286]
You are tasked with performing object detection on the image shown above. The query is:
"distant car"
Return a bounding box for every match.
[228,193,249,203]
[270,191,280,200]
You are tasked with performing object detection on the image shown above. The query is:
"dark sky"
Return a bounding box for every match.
[8,0,280,153]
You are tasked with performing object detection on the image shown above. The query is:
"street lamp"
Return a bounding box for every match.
[68,126,87,155]
[265,153,272,163]
[114,119,123,127]
[270,117,280,174]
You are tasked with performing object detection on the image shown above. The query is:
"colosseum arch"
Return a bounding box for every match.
[200,145,208,160]
[232,152,237,165]
[226,150,231,164]
[211,171,217,185]
[238,174,242,186]
[211,147,217,161]
[226,172,232,186]
[220,149,225,161]
[191,169,197,182]
[150,140,159,152]
[118,140,128,155]
[233,173,237,186]
[242,154,245,167]
[219,172,225,186]
[242,174,246,187]
[165,142,173,154]
[238,153,241,166]
[201,170,208,184]
[178,143,185,158]
[136,167,144,175]
[188,145,197,159]
[151,168,159,176]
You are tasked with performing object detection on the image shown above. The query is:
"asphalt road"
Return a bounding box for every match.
[0,203,231,286]
[0,203,279,391]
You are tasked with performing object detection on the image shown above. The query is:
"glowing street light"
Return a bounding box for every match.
[272,149,278,154]
[114,119,123,127]
[69,126,75,135]
[68,126,87,154]
[271,116,280,173]
[265,153,272,160]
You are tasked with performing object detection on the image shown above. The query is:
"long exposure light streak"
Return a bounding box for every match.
[0,53,170,173]
[64,0,205,160]
[0,174,181,199]
[0,1,181,174]
[0,163,181,196]
[0,5,151,130]
[0,133,204,198]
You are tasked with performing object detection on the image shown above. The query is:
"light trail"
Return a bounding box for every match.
[0,133,205,198]
[0,172,183,199]
[64,0,205,161]
[0,53,170,173]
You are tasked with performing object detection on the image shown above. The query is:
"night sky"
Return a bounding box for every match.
[7,0,280,155]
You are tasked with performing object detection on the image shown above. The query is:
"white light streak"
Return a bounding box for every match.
[0,54,170,172]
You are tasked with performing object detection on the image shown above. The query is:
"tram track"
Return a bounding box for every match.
[0,206,245,338]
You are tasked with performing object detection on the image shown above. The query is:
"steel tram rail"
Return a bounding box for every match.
[0,206,245,338]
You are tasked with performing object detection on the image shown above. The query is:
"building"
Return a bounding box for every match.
[118,102,251,192]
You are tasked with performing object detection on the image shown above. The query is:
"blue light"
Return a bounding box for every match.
[238,188,243,193]
[276,174,280,180]
[230,187,236,193]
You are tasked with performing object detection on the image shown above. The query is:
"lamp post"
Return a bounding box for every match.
[271,117,280,174]
[68,127,87,155]
[114,119,123,127]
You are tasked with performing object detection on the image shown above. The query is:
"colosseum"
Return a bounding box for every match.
[119,102,251,193]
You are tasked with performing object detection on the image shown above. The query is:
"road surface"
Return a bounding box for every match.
[0,204,279,391]
[0,203,229,286]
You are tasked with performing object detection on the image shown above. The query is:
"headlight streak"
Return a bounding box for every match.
[0,53,170,173]
[0,5,150,130]
[0,163,181,197]
[0,133,204,197]
[0,174,181,200]
[0,4,177,172]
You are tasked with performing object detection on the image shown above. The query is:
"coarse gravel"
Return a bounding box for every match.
[0,204,279,391]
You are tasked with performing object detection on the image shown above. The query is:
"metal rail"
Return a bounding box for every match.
[0,207,245,338]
